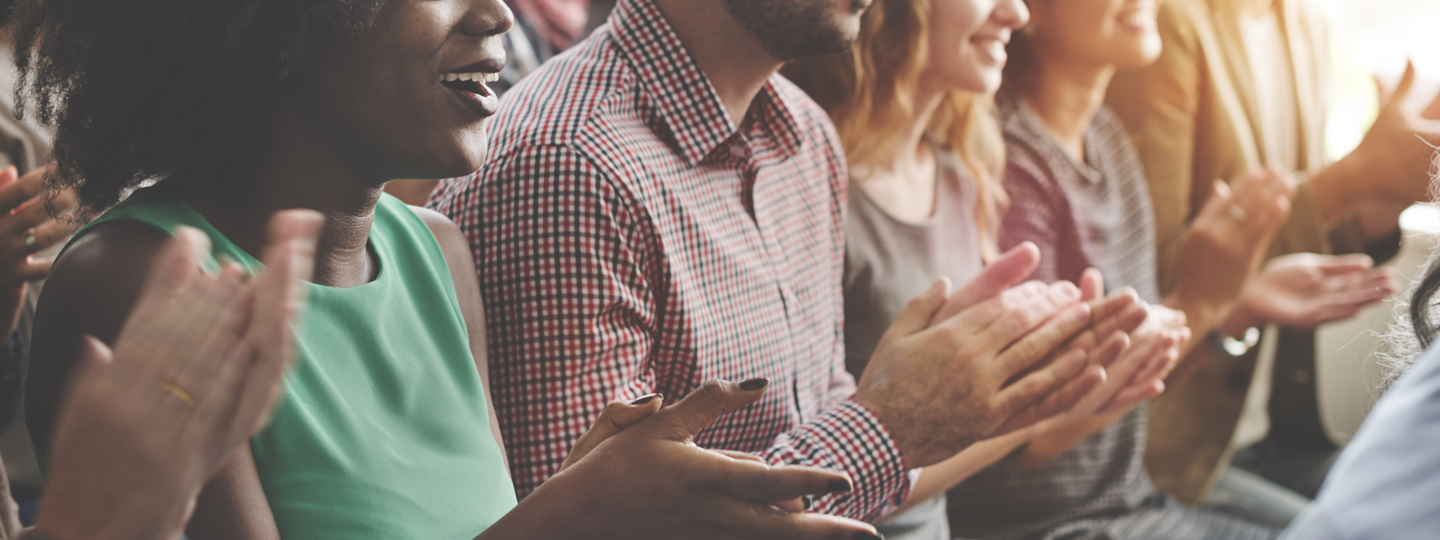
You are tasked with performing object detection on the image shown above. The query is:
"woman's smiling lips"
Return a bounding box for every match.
[970,32,1009,64]
[441,58,505,118]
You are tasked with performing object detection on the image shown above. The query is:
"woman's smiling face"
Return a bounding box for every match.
[922,0,1030,95]
[1026,0,1162,71]
[284,0,514,182]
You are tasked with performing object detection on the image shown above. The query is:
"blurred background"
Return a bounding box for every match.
[1311,0,1439,444]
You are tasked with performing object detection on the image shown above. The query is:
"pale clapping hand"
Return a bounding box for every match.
[1225,253,1399,333]
[30,211,322,540]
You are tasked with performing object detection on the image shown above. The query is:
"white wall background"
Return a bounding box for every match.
[1309,0,1439,443]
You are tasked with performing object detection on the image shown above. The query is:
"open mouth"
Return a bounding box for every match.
[439,70,502,117]
[439,72,500,94]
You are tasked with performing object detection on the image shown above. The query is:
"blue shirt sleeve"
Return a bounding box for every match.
[1281,340,1440,540]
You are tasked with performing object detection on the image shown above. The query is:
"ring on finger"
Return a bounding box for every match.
[160,381,196,408]
[23,228,37,255]
[1228,204,1248,223]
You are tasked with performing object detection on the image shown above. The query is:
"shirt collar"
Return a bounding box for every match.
[609,0,804,167]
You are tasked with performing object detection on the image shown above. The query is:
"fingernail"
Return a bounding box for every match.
[802,495,815,511]
[739,378,769,391]
[1054,281,1080,300]
[630,393,661,405]
[827,478,853,493]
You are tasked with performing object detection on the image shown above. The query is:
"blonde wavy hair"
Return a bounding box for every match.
[783,0,1008,257]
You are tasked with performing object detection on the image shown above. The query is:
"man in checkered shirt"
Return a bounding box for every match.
[431,0,1114,522]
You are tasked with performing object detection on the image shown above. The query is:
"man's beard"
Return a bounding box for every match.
[719,0,864,61]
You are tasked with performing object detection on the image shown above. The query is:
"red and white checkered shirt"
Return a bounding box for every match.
[429,0,912,521]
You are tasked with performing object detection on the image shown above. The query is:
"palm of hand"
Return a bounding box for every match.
[528,380,874,540]
[1242,253,1397,329]
[1173,168,1294,311]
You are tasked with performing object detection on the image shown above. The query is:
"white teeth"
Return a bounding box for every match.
[973,38,1004,57]
[1122,11,1152,27]
[440,71,501,84]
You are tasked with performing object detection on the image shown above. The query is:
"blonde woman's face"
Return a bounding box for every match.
[924,0,1029,94]
[1028,0,1161,70]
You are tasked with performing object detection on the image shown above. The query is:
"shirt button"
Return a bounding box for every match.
[730,145,748,158]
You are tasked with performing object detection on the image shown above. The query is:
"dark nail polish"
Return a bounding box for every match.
[739,378,770,391]
[630,393,661,405]
[827,478,853,493]
[802,495,815,511]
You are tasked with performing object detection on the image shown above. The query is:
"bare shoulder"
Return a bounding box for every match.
[27,221,173,453]
[408,205,474,268]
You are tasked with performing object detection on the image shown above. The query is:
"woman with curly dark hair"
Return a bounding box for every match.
[12,0,879,538]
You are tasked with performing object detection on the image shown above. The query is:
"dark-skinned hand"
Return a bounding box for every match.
[0,166,79,338]
[482,379,881,540]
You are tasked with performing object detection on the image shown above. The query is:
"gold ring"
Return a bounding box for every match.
[160,382,196,408]
[23,229,37,255]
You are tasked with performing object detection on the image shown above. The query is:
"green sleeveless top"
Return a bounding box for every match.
[64,187,517,539]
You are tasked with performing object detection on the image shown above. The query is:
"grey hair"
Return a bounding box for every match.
[1376,147,1440,390]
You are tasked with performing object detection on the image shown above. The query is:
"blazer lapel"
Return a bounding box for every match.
[1210,0,1270,163]
[1281,0,1325,170]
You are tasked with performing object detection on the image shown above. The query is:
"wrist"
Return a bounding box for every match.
[1163,290,1225,339]
[1311,154,1365,225]
[1218,301,1261,339]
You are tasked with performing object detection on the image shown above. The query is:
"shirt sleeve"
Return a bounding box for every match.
[764,397,914,520]
[431,145,912,520]
[431,145,664,498]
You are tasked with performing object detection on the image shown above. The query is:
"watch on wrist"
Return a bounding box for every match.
[1209,327,1261,358]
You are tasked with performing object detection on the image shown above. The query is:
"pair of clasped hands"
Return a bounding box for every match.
[17,213,1180,540]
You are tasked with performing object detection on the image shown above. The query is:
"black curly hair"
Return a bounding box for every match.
[9,0,387,215]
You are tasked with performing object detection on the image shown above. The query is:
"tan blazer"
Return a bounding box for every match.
[1106,0,1376,504]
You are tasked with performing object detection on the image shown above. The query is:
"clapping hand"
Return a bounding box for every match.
[1226,253,1399,332]
[855,243,1130,467]
[1363,61,1440,205]
[487,379,880,540]
[0,166,78,336]
[1170,167,1294,326]
[1052,269,1186,422]
[31,211,322,540]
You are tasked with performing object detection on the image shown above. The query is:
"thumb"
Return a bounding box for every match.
[560,394,664,471]
[1079,268,1105,301]
[1423,84,1440,121]
[1196,178,1234,220]
[649,379,769,440]
[1383,60,1418,111]
[61,335,115,400]
[885,277,951,337]
[934,242,1041,321]
[0,167,15,190]
[130,227,210,322]
[1316,254,1375,275]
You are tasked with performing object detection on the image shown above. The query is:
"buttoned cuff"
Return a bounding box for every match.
[767,398,913,522]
